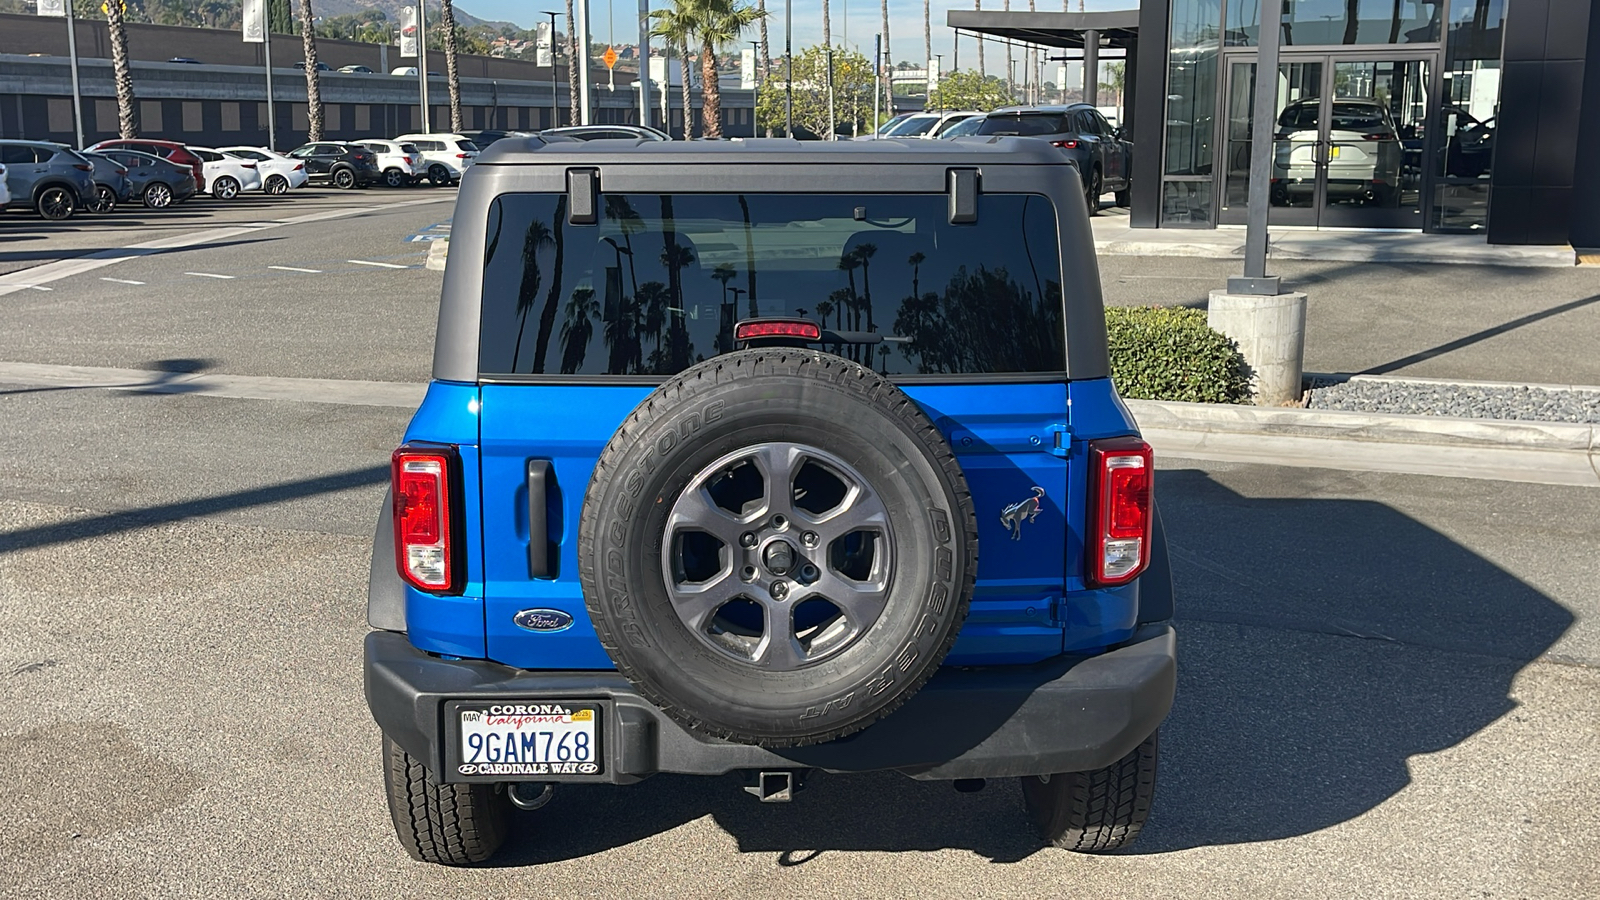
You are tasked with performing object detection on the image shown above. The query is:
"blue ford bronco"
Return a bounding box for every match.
[364,136,1176,865]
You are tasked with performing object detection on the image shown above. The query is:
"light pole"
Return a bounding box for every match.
[638,0,651,131]
[542,11,561,128]
[417,0,430,131]
[749,39,761,138]
[784,0,793,137]
[576,0,592,125]
[63,0,85,148]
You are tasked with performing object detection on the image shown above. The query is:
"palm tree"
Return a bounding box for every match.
[908,251,924,301]
[564,0,580,124]
[815,298,834,331]
[1003,0,1012,100]
[738,194,759,315]
[974,0,984,76]
[822,0,831,48]
[441,0,463,131]
[880,0,893,119]
[104,0,138,138]
[855,242,877,334]
[838,250,861,329]
[298,0,324,140]
[559,287,600,374]
[649,4,697,137]
[694,0,768,139]
[923,0,931,78]
[511,220,553,371]
[711,263,737,352]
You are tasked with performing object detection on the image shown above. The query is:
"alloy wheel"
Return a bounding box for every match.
[144,183,173,208]
[265,175,288,195]
[429,165,450,186]
[36,186,74,220]
[215,177,239,200]
[90,185,116,214]
[384,168,406,188]
[334,168,356,189]
[662,442,894,670]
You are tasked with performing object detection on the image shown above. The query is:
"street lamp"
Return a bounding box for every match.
[542,10,562,128]
[784,0,793,137]
[749,39,761,138]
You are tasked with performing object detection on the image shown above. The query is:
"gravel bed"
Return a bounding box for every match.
[1306,379,1600,424]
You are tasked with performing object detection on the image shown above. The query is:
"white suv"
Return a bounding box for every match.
[357,139,425,188]
[392,133,479,186]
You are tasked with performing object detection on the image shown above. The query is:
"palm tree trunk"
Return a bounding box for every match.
[975,0,984,76]
[758,0,769,80]
[297,0,323,140]
[531,206,567,375]
[1003,0,1013,99]
[923,0,931,73]
[881,0,893,117]
[822,0,831,49]
[105,0,138,138]
[701,40,722,138]
[1343,0,1361,45]
[680,40,694,138]
[564,0,579,125]
[441,0,462,131]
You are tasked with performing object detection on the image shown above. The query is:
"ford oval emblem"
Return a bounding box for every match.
[513,608,574,633]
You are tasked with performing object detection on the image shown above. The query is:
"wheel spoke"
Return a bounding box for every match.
[800,483,890,548]
[748,443,804,520]
[665,569,744,631]
[752,622,807,670]
[666,486,748,547]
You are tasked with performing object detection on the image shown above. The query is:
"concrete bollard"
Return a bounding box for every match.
[425,238,449,272]
[1207,290,1308,406]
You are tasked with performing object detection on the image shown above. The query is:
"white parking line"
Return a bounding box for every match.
[268,265,323,273]
[100,277,146,285]
[347,259,410,269]
[18,285,53,291]
[184,272,235,279]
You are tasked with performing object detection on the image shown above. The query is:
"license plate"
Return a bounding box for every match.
[454,702,602,777]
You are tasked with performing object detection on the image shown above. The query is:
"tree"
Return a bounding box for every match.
[923,0,931,76]
[104,0,138,138]
[673,0,766,139]
[564,0,580,124]
[649,4,696,137]
[821,0,830,48]
[927,70,1014,112]
[1100,60,1126,110]
[268,0,293,35]
[559,287,600,374]
[297,0,323,140]
[974,0,984,76]
[879,0,893,119]
[755,45,875,138]
[441,0,462,131]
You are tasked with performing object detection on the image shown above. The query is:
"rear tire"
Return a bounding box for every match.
[381,734,511,865]
[265,174,289,195]
[1084,168,1103,217]
[384,167,407,188]
[333,167,357,190]
[428,164,451,186]
[1021,729,1159,853]
[143,182,174,209]
[90,184,117,214]
[1114,187,1131,208]
[213,176,241,200]
[35,185,76,220]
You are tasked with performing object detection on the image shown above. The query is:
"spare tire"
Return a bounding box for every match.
[578,349,978,748]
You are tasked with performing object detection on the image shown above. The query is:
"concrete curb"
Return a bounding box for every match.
[1092,234,1578,268]
[1306,371,1600,394]
[426,238,449,271]
[1127,399,1600,487]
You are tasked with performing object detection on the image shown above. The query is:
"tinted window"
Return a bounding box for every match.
[0,145,34,164]
[887,116,938,136]
[399,143,419,153]
[458,140,481,152]
[480,193,1065,378]
[1329,102,1390,133]
[976,114,1072,136]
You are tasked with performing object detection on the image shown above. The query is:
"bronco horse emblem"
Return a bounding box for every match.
[1000,487,1046,540]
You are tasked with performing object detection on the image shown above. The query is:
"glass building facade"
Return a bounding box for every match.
[1158,0,1508,232]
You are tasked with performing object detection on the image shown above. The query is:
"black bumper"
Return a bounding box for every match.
[365,623,1176,784]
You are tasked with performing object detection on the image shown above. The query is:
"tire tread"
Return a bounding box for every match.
[381,735,510,865]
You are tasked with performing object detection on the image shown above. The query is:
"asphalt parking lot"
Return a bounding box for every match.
[1,197,1597,899]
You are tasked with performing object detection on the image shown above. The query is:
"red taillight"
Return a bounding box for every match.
[1361,133,1393,141]
[1051,139,1080,149]
[74,163,93,171]
[294,163,305,171]
[735,318,821,341]
[392,446,459,592]
[455,153,469,158]
[241,162,257,169]
[1087,436,1153,587]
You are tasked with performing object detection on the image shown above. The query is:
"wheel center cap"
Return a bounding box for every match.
[763,540,795,576]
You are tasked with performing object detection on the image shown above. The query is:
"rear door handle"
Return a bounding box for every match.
[527,459,552,578]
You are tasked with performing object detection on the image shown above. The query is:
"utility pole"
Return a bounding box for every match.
[542,11,561,128]
[418,0,430,131]
[825,47,836,141]
[64,0,85,147]
[262,20,276,148]
[638,0,652,130]
[750,40,761,138]
[577,0,592,125]
[872,34,881,138]
[784,0,793,137]
[661,41,671,134]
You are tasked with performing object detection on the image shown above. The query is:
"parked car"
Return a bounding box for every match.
[218,146,308,194]
[970,104,1133,212]
[0,139,97,220]
[338,65,374,74]
[167,57,202,64]
[87,138,206,192]
[91,148,198,208]
[534,125,670,142]
[392,132,480,185]
[868,112,916,136]
[867,110,981,140]
[1273,98,1404,207]
[390,66,419,76]
[79,150,134,213]
[364,137,1175,866]
[356,139,425,187]
[0,161,10,208]
[938,114,988,139]
[284,142,381,188]
[462,129,540,147]
[294,61,332,71]
[191,146,264,199]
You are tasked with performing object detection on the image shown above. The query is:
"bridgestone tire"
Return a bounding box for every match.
[1021,730,1159,853]
[579,349,978,748]
[381,734,511,865]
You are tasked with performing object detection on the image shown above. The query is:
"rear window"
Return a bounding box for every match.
[886,116,937,136]
[479,193,1065,379]
[977,114,1072,136]
[458,140,482,152]
[399,143,419,153]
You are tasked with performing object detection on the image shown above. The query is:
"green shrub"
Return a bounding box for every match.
[1104,306,1252,404]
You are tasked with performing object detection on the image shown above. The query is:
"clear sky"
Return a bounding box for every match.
[461,0,1133,77]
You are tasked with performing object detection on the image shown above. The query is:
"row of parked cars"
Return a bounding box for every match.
[0,132,485,221]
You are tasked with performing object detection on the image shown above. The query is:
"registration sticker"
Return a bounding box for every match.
[454,702,602,777]
[1329,145,1342,158]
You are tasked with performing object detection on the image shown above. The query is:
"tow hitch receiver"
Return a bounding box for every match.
[743,770,800,803]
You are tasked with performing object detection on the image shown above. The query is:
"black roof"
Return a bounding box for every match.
[475,135,1072,167]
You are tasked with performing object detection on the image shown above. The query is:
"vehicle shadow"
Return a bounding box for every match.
[489,466,1571,864]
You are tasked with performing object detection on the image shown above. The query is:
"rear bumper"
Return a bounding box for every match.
[364,622,1176,784]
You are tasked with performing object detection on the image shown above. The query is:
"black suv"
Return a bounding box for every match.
[365,137,1175,865]
[284,142,381,189]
